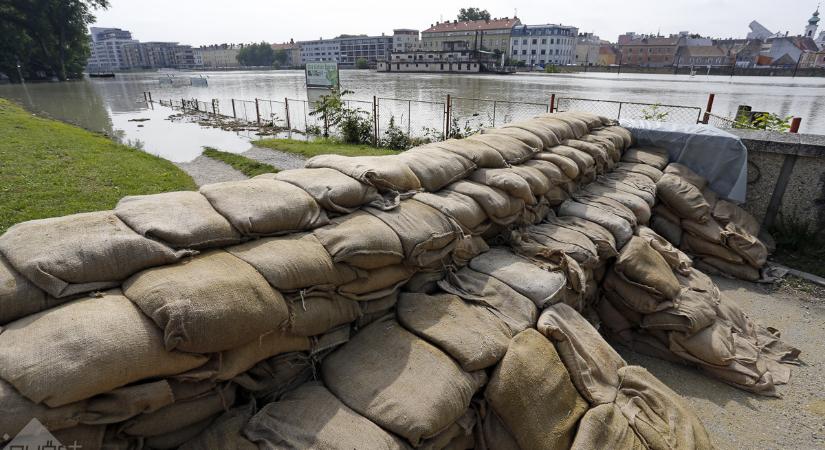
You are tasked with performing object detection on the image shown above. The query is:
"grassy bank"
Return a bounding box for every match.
[254,137,400,158]
[0,98,196,234]
[202,147,278,176]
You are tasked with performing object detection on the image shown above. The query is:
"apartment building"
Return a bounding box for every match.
[574,32,601,66]
[271,41,301,67]
[299,39,341,64]
[86,27,136,72]
[510,24,578,66]
[122,42,201,69]
[421,17,521,53]
[337,35,393,66]
[393,29,420,52]
[199,45,241,68]
[618,35,686,67]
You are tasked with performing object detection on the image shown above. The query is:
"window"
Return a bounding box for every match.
[550,39,554,44]
[512,49,517,55]
[555,49,559,55]
[541,49,546,55]
[532,39,537,44]
[531,49,536,55]
[522,39,527,44]
[541,38,547,44]
[522,50,527,55]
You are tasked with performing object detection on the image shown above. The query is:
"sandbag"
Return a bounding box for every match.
[543,114,588,138]
[313,210,404,269]
[0,290,207,407]
[231,352,313,401]
[636,225,692,275]
[123,250,290,353]
[583,183,651,224]
[287,291,361,336]
[116,191,242,249]
[475,408,520,450]
[0,255,58,325]
[445,180,524,225]
[338,264,416,301]
[485,329,588,450]
[469,248,567,308]
[0,211,188,298]
[200,178,329,236]
[508,165,552,196]
[398,292,513,371]
[603,270,672,316]
[723,223,768,268]
[532,152,580,180]
[563,139,611,172]
[503,120,563,148]
[517,223,600,269]
[179,402,257,450]
[603,126,634,148]
[395,146,476,191]
[245,382,410,450]
[322,317,486,446]
[469,168,536,205]
[213,332,311,381]
[664,163,707,189]
[656,173,711,223]
[713,199,760,236]
[304,154,422,192]
[538,303,627,405]
[414,190,489,236]
[479,127,544,152]
[613,162,664,183]
[572,192,638,229]
[270,168,399,214]
[682,216,725,244]
[695,255,762,282]
[590,129,625,152]
[642,288,718,334]
[545,216,618,260]
[429,138,509,168]
[614,236,682,301]
[596,176,655,206]
[227,233,359,291]
[547,145,597,181]
[365,199,462,267]
[621,146,669,169]
[522,159,574,187]
[531,117,576,140]
[681,233,744,264]
[558,200,634,249]
[571,403,645,450]
[466,133,539,164]
[651,216,683,247]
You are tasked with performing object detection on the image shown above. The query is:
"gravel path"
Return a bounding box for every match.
[175,155,248,187]
[618,275,825,450]
[242,146,307,170]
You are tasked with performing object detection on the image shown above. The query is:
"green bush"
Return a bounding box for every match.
[380,117,413,150]
[355,57,369,69]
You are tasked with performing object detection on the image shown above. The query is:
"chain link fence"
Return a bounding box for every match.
[555,97,703,125]
[376,98,446,141]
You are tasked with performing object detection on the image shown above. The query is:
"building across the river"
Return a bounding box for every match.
[421,17,521,54]
[510,24,578,67]
[198,45,241,68]
[87,27,137,72]
[377,46,487,73]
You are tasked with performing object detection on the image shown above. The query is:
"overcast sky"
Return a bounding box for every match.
[91,0,819,46]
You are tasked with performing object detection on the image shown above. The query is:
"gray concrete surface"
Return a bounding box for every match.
[242,146,307,171]
[617,276,825,450]
[175,155,248,187]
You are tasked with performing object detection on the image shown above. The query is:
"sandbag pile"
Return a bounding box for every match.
[650,163,771,281]
[0,110,793,449]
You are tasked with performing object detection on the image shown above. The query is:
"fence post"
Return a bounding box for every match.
[255,98,261,125]
[407,100,411,136]
[143,92,148,103]
[373,96,379,147]
[444,94,452,140]
[147,91,152,103]
[617,102,623,121]
[181,98,186,111]
[284,98,291,129]
[550,94,556,113]
[702,93,715,124]
[789,117,802,133]
[231,99,236,119]
[492,100,497,126]
[212,99,217,115]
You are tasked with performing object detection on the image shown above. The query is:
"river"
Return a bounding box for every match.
[1,70,823,162]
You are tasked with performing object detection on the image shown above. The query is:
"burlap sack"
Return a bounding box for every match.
[429,138,509,168]
[533,116,578,140]
[562,111,606,129]
[445,180,524,225]
[231,352,312,401]
[636,226,692,275]
[548,145,597,182]
[51,425,107,450]
[540,114,588,138]
[702,185,719,210]
[518,223,600,269]
[546,216,618,259]
[615,366,712,450]
[509,165,552,197]
[475,408,520,450]
[596,176,655,206]
[322,317,486,446]
[545,186,570,206]
[522,159,573,186]
[469,248,567,308]
[664,163,707,189]
[121,383,236,437]
[571,403,646,450]
[538,303,627,405]
[338,264,416,301]
[563,139,611,172]
[115,191,242,250]
[583,183,651,224]
[582,134,622,163]
[669,321,737,367]
[245,382,411,450]
[613,162,664,182]
[681,216,725,244]
[287,291,361,336]
[0,211,188,298]
[438,267,538,333]
[621,147,669,169]
[179,402,257,450]
[358,292,399,314]
[227,234,358,292]
[419,408,476,450]
[503,120,564,148]
[123,250,290,353]
[713,199,760,236]
[269,168,400,214]
[414,190,489,236]
[398,292,513,371]
[695,256,761,281]
[605,170,658,197]
[642,288,718,334]
[304,154,422,192]
[558,200,634,249]
[532,152,581,180]
[485,329,588,450]
[681,233,744,263]
[656,173,711,223]
[0,290,207,407]
[614,236,682,300]
[141,417,217,449]
[469,168,536,205]
[467,133,541,164]
[590,129,625,152]
[312,210,404,270]
[603,270,673,315]
[603,126,634,148]
[0,255,59,325]
[396,146,477,191]
[573,192,638,228]
[723,223,768,268]
[651,215,683,247]
[212,332,311,381]
[479,127,545,152]
[200,178,329,236]
[365,200,462,268]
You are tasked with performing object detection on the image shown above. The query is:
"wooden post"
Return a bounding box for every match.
[702,93,715,124]
[255,98,261,125]
[231,99,237,119]
[181,98,186,111]
[790,117,802,133]
[444,94,451,140]
[550,94,556,113]
[212,99,217,115]
[284,98,291,129]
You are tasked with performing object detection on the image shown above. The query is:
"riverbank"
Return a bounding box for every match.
[0,99,196,233]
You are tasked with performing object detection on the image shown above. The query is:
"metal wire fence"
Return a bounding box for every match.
[376,97,446,140]
[555,97,703,125]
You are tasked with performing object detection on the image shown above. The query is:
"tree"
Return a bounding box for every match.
[0,0,109,82]
[273,49,289,67]
[355,57,368,69]
[457,7,490,21]
[236,42,276,67]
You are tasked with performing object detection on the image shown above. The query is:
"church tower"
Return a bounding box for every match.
[805,5,820,38]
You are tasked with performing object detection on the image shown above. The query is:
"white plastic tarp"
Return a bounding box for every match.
[620,120,748,203]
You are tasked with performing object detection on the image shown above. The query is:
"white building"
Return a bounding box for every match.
[510,24,578,67]
[377,50,481,72]
[393,29,420,52]
[574,32,601,66]
[299,39,341,64]
[87,27,136,72]
[805,7,820,39]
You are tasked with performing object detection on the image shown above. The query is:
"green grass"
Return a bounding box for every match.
[0,98,196,234]
[253,137,400,157]
[202,147,279,177]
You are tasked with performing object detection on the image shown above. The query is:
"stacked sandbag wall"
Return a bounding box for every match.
[0,111,796,449]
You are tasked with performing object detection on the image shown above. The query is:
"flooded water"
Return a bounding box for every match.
[1,70,823,162]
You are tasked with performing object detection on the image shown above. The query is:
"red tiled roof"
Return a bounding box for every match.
[423,18,521,33]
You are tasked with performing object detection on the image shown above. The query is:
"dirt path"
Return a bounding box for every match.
[617,276,825,450]
[175,155,247,187]
[242,146,306,171]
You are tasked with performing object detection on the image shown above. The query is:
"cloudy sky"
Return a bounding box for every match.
[91,0,819,46]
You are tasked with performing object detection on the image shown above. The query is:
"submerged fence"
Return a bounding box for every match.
[144,91,803,142]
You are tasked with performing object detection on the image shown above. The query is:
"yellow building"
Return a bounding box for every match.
[421,17,521,54]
